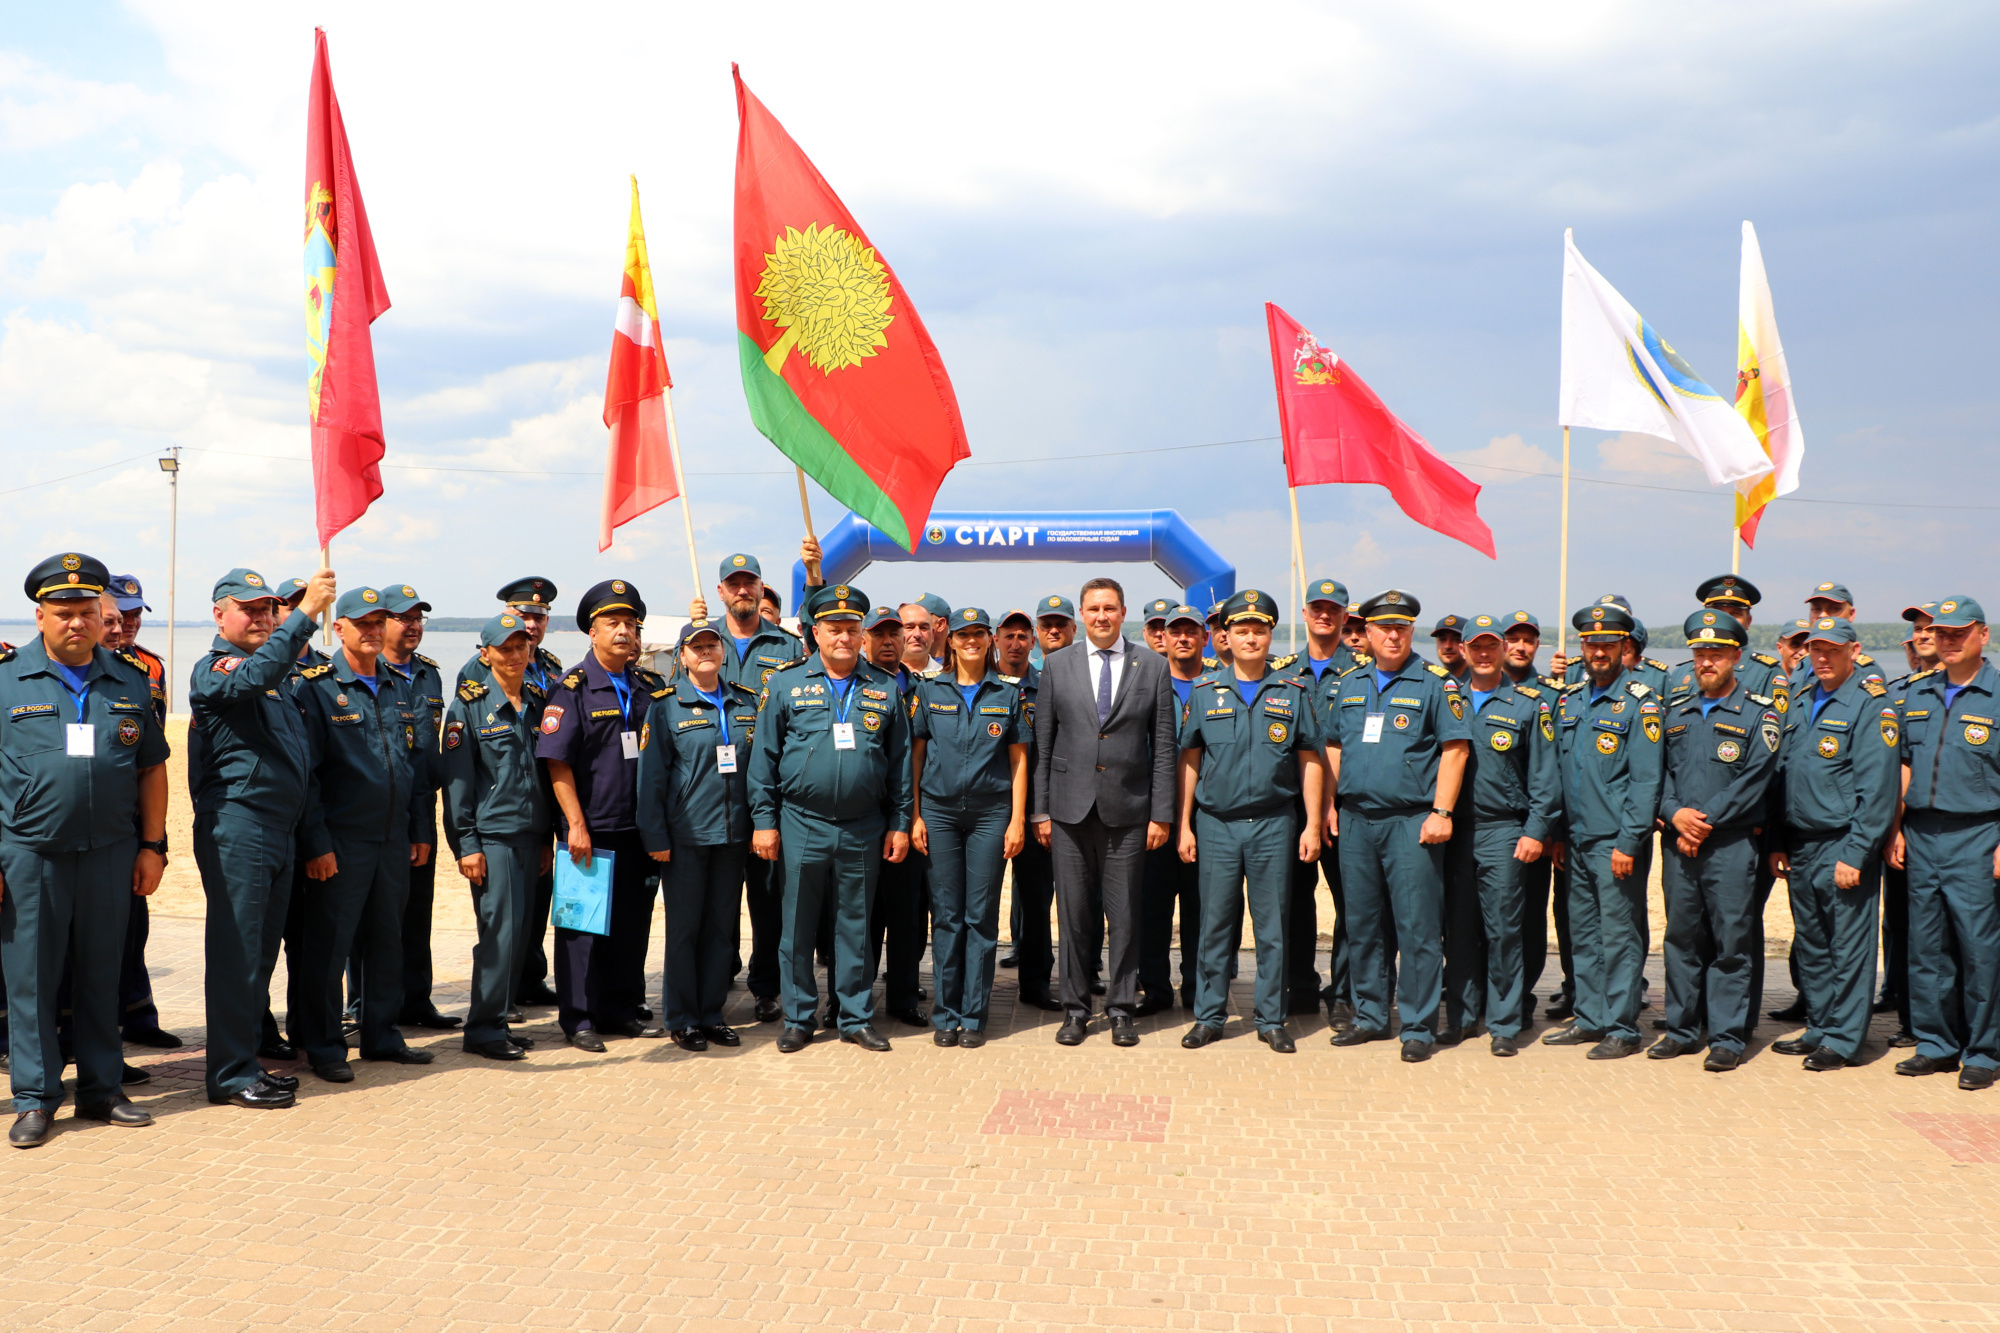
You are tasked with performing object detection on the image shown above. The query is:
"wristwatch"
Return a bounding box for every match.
[139,837,168,856]
[1430,809,1454,819]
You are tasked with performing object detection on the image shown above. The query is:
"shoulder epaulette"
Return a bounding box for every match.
[1562,680,1586,694]
[1269,652,1299,670]
[0,646,14,664]
[1425,662,1449,678]
[1856,652,1875,666]
[1643,657,1667,672]
[1750,652,1779,666]
[771,656,809,676]
[1910,667,1938,682]
[1515,684,1541,700]
[114,648,146,674]
[1860,678,1888,698]
[1350,652,1374,667]
[562,668,586,690]
[633,666,666,689]
[300,662,334,680]
[537,647,563,669]
[997,673,1022,685]
[523,679,546,701]
[1625,680,1652,698]
[409,652,433,668]
[919,664,944,679]
[1747,692,1773,707]
[457,680,488,702]
[1200,656,1220,670]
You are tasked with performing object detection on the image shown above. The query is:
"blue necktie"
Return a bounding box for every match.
[1096,648,1114,725]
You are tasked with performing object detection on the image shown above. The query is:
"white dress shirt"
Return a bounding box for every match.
[1086,633,1129,711]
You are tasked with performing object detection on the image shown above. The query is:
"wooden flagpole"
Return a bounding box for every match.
[1288,486,1305,656]
[795,467,820,583]
[1557,426,1571,658]
[1730,505,1742,576]
[319,541,333,647]
[661,385,702,600]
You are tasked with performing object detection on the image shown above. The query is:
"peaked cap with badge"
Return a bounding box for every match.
[26,551,111,603]
[576,578,646,631]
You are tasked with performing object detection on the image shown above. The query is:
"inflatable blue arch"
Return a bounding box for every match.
[791,510,1236,613]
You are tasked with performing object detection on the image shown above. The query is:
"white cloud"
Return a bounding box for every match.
[1595,430,1700,476]
[1447,433,1561,485]
[0,52,166,151]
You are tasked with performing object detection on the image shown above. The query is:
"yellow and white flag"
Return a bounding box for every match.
[1559,229,1772,487]
[1733,221,1803,546]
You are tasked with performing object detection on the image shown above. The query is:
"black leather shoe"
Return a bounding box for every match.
[364,1046,435,1065]
[754,996,783,1023]
[636,1004,654,1022]
[258,1040,299,1062]
[568,1031,607,1053]
[312,1061,355,1083]
[999,952,1019,968]
[215,1082,294,1108]
[1111,1016,1139,1047]
[1771,1037,1818,1056]
[1703,1046,1743,1072]
[9,1110,52,1148]
[1520,995,1538,1025]
[1019,992,1065,1012]
[74,1099,152,1127]
[1181,1024,1222,1049]
[1587,1036,1641,1060]
[1896,1053,1959,1076]
[503,1009,525,1025]
[777,1026,813,1053]
[1889,1028,1919,1048]
[934,1028,960,1046]
[1871,993,1898,1013]
[123,1027,183,1049]
[1766,1000,1808,1022]
[1056,1016,1089,1046]
[1541,1025,1604,1047]
[1545,997,1576,1021]
[515,983,561,1007]
[465,1039,527,1061]
[1490,1034,1519,1058]
[121,1062,151,1085]
[604,1019,648,1039]
[888,1006,928,1027]
[1260,1026,1297,1054]
[1090,978,1107,996]
[959,1029,986,1049]
[503,1033,536,1050]
[1401,1039,1432,1063]
[1960,1065,1998,1091]
[1647,1037,1694,1060]
[401,1008,463,1030]
[1803,1047,1849,1072]
[671,1028,709,1052]
[701,1025,741,1047]
[259,1069,300,1091]
[1331,1027,1389,1047]
[840,1025,892,1052]
[1135,992,1173,1017]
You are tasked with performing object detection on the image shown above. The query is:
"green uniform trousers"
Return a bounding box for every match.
[465,841,535,1044]
[1,837,133,1113]
[194,812,294,1100]
[1567,836,1648,1044]
[1904,811,2000,1071]
[1446,816,1531,1039]
[1339,808,1443,1044]
[925,801,1009,1032]
[777,809,883,1032]
[1193,809,1294,1032]
[1661,828,1761,1054]
[1783,833,1879,1061]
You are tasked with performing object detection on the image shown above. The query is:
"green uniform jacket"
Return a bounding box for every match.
[1658,681,1780,833]
[1899,659,2000,815]
[0,638,169,852]
[1324,657,1471,814]
[909,672,1023,806]
[1773,671,1899,868]
[1179,666,1322,820]
[1461,679,1561,842]
[1553,672,1664,855]
[384,651,446,844]
[636,678,761,852]
[748,655,913,832]
[294,650,429,858]
[718,623,806,696]
[440,678,551,859]
[1667,652,1789,712]
[188,611,317,825]
[457,644,563,696]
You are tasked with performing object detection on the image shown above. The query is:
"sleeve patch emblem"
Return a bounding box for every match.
[1268,721,1289,745]
[989,720,1005,738]
[1489,728,1513,752]
[1967,723,1991,746]
[116,718,140,746]
[1716,738,1741,762]
[540,705,565,734]
[1882,719,1899,747]
[862,709,883,731]
[1642,716,1661,744]
[1595,731,1619,755]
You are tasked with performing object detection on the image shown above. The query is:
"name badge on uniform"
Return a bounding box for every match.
[833,722,856,750]
[1362,713,1385,744]
[620,730,640,760]
[67,723,95,756]
[716,744,738,773]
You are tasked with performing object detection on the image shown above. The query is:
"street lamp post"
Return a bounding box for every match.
[159,449,180,714]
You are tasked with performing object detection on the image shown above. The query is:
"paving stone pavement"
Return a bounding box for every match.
[4,904,1996,1333]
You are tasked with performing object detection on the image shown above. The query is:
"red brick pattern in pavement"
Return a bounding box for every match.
[1892,1111,2000,1163]
[982,1089,1172,1141]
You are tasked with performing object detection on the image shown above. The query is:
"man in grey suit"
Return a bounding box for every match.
[1031,577,1178,1047]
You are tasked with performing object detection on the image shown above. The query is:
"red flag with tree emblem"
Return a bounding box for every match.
[1266,302,1494,558]
[304,28,391,549]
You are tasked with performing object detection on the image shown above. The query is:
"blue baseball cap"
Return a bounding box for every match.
[109,574,150,612]
[380,583,431,615]
[1036,594,1076,623]
[479,611,533,647]
[719,553,762,581]
[211,567,279,605]
[1305,577,1348,607]
[334,588,386,620]
[1930,596,1986,628]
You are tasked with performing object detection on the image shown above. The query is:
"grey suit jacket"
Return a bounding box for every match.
[1030,638,1177,828]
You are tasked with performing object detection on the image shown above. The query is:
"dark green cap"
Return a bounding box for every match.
[210,567,279,605]
[1682,609,1747,648]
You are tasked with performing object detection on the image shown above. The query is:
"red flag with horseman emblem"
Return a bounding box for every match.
[304,28,391,549]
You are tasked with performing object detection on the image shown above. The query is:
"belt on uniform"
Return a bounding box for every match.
[1903,808,2000,829]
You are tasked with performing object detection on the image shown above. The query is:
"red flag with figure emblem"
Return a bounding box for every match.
[304,28,391,549]
[1266,302,1494,558]
[599,176,680,551]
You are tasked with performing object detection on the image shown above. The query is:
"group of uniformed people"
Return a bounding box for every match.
[4,543,1994,1148]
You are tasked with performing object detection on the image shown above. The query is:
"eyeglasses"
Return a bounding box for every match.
[390,612,427,626]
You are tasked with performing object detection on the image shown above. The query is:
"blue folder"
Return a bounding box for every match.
[551,846,613,936]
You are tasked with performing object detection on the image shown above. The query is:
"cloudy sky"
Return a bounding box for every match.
[4,2,1996,634]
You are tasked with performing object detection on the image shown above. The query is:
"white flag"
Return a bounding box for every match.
[1558,229,1772,487]
[1734,220,1803,537]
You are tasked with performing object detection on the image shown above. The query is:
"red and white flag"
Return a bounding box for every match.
[600,176,679,551]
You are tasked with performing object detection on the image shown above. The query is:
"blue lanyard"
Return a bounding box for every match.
[55,662,91,723]
[526,660,548,693]
[829,675,856,723]
[696,687,730,744]
[607,670,633,727]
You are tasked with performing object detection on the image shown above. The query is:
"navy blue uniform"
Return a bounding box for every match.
[716,624,805,1004]
[1898,661,2000,1073]
[383,652,446,1022]
[459,643,562,998]
[636,678,760,1030]
[1657,683,1781,1055]
[1,639,168,1114]
[189,611,318,1099]
[1287,643,1369,1017]
[535,653,670,1036]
